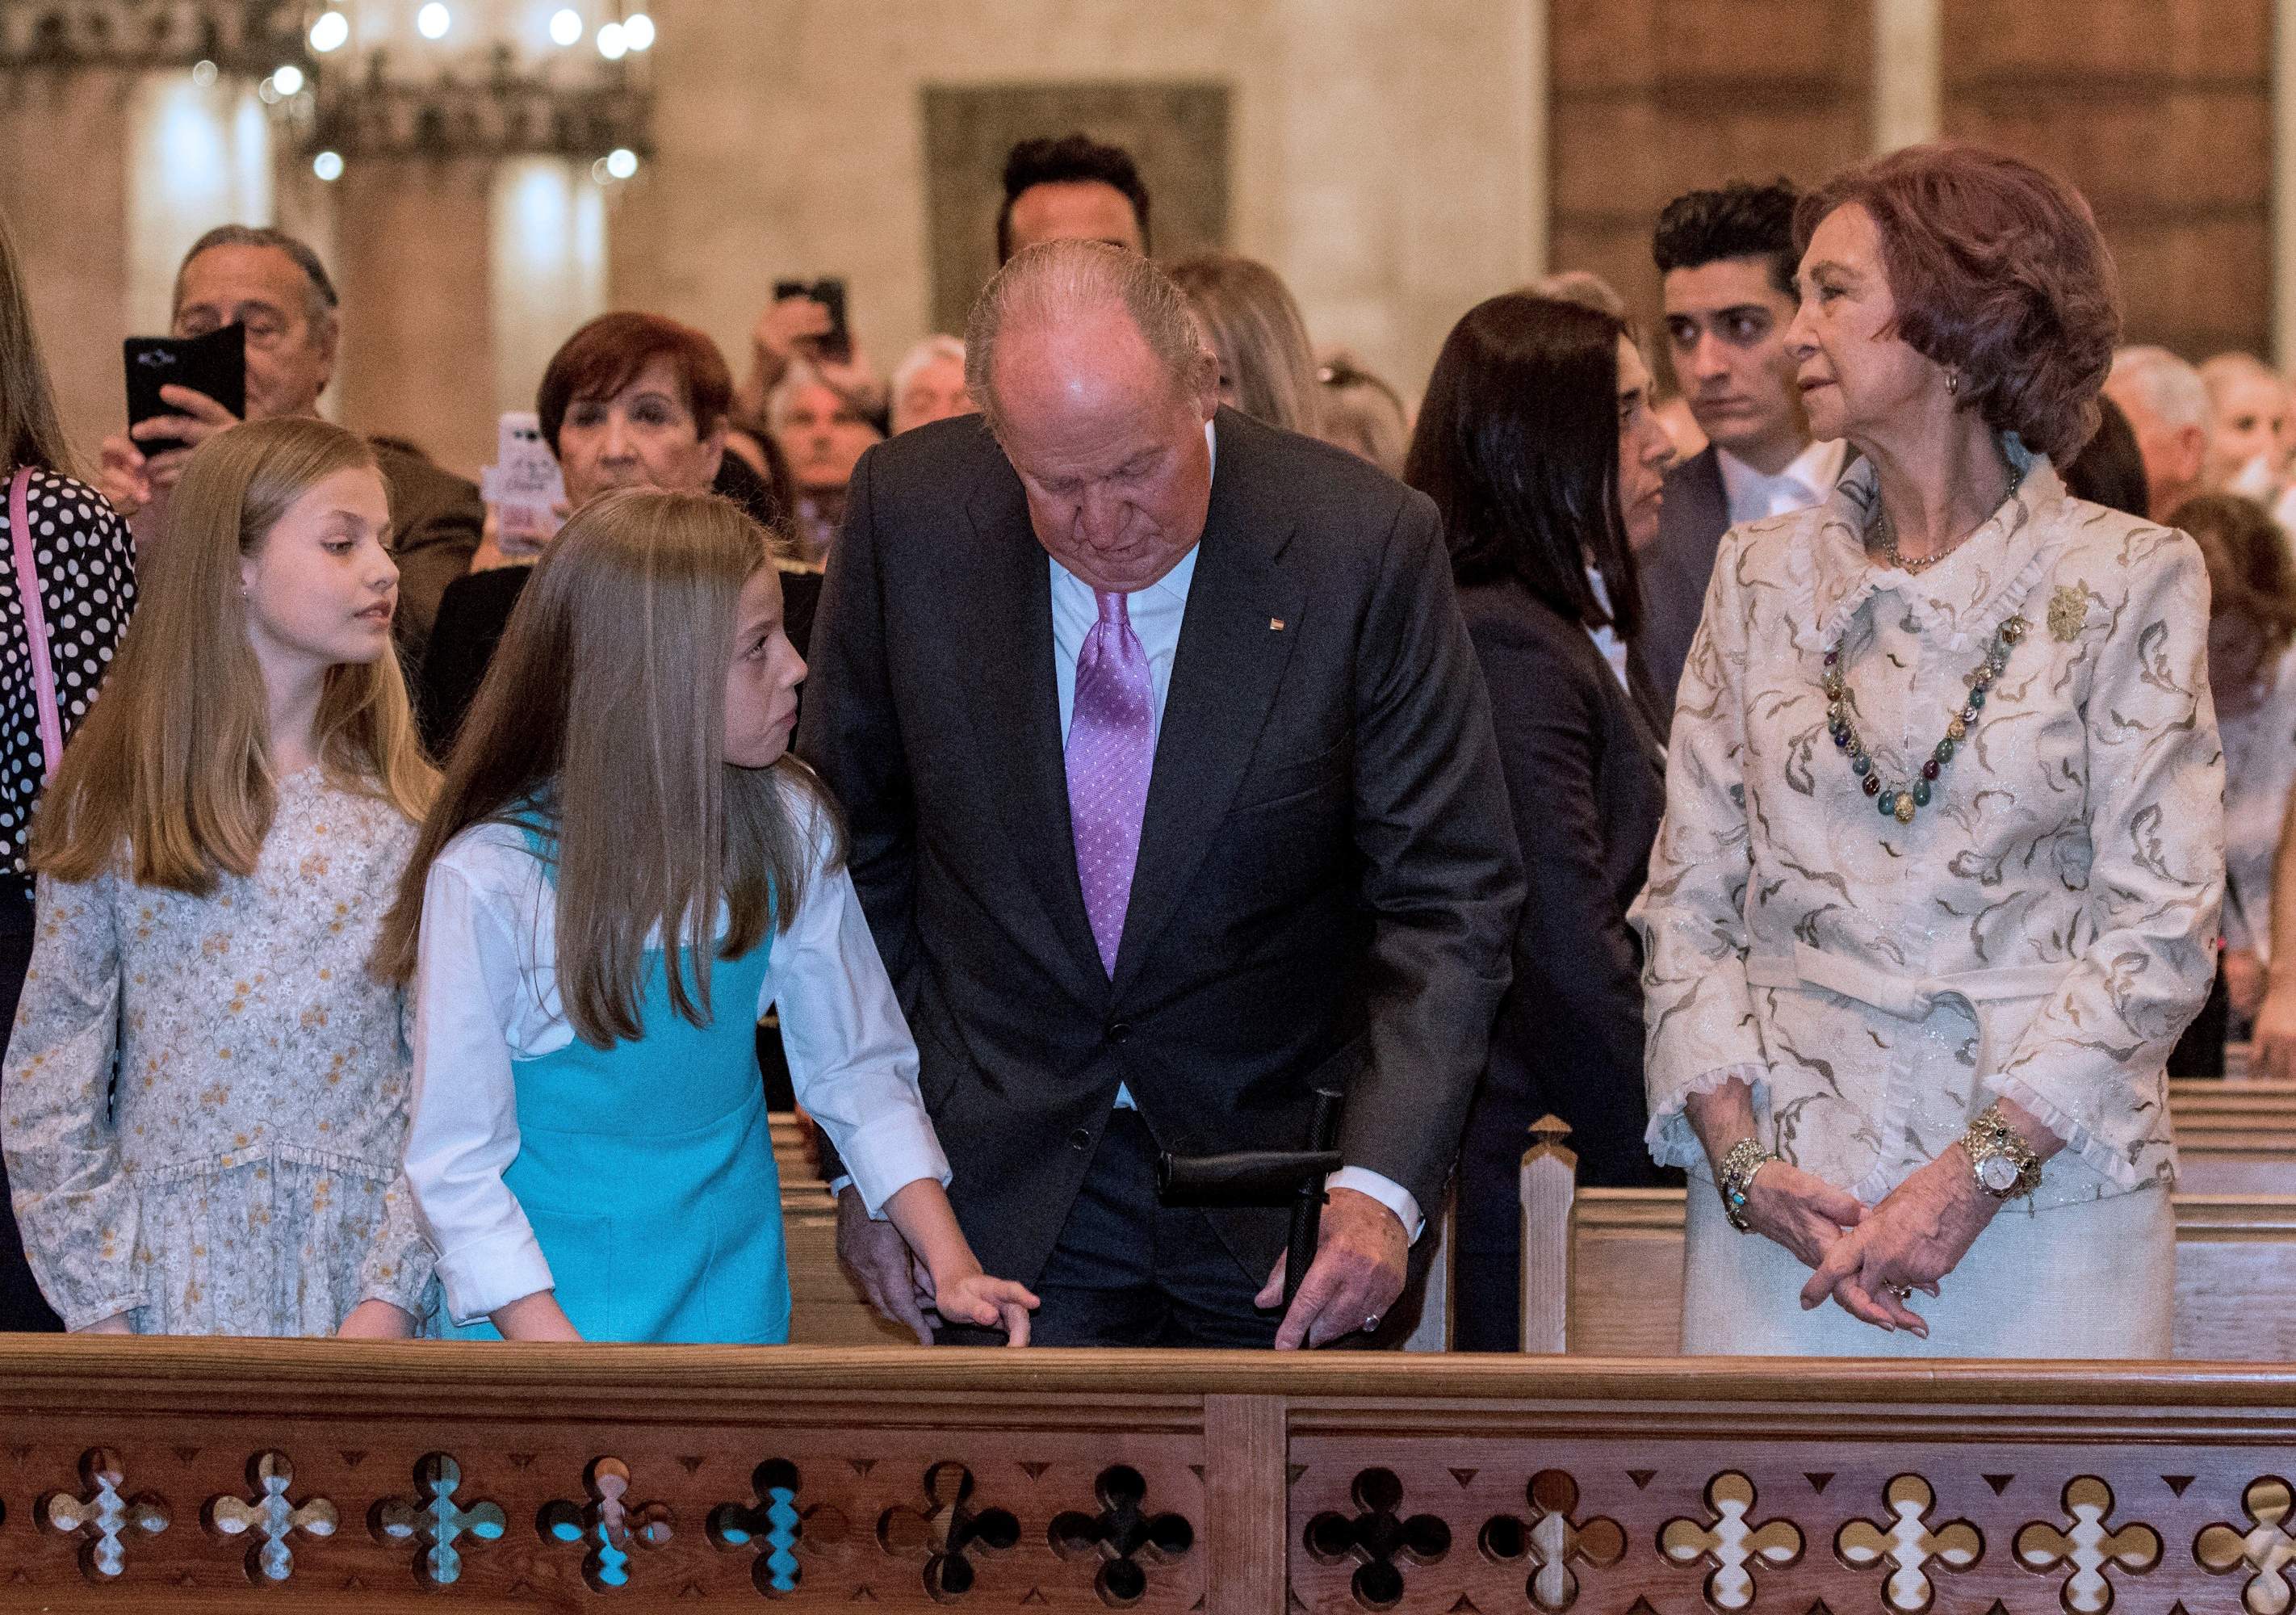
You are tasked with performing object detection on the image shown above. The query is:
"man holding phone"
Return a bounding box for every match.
[98,224,480,673]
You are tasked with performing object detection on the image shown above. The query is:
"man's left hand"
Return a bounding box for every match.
[1255,1186,1407,1349]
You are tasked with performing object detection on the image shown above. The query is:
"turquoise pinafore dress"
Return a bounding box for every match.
[446,820,790,1343]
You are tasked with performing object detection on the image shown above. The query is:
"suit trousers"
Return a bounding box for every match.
[937,1109,1280,1349]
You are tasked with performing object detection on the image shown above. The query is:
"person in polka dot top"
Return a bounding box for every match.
[0,204,140,1332]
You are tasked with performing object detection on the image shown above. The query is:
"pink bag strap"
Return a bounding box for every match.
[8,467,64,779]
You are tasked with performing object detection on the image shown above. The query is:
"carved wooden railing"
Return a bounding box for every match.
[3,1339,2296,1610]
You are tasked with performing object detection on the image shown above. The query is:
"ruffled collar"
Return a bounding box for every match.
[1795,434,2067,656]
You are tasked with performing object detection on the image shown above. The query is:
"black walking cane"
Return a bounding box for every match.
[1154,1087,1343,1312]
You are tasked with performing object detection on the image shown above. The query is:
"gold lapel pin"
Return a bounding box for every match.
[1269,617,1286,631]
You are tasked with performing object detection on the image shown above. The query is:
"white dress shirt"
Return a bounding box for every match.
[1717,436,1849,527]
[403,778,950,1325]
[1582,567,1632,693]
[1042,420,1425,1242]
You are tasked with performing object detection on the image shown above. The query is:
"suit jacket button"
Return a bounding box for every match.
[1069,1126,1093,1149]
[1105,1021,1133,1044]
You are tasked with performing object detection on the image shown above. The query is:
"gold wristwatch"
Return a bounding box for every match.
[1959,1104,2042,1202]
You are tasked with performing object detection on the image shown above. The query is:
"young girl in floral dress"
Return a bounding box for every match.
[2,417,437,1336]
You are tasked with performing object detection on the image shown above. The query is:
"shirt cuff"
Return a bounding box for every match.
[434,1225,556,1328]
[1329,1167,1422,1244]
[832,1112,952,1220]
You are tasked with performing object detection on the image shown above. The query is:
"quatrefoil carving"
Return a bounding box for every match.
[1836,1473,1984,1613]
[205,1450,337,1584]
[1660,1470,1801,1612]
[542,1458,672,1592]
[2013,1475,2159,1613]
[2198,1476,2296,1615]
[877,1461,1019,1600]
[1047,1462,1195,1606]
[371,1453,505,1587]
[710,1458,848,1596]
[1477,1469,1626,1613]
[40,1448,170,1581]
[1303,1466,1452,1612]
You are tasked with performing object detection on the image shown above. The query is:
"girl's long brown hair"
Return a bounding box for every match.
[30,416,434,892]
[375,488,824,1047]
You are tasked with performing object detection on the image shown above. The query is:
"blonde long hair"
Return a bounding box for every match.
[375,488,824,1047]
[1168,252,1323,437]
[30,417,434,892]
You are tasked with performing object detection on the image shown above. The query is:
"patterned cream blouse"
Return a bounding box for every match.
[1,770,435,1332]
[1629,441,2224,1211]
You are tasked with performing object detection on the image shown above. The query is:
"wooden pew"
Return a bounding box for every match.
[1520,1121,2296,1358]
[6,1336,2295,1611]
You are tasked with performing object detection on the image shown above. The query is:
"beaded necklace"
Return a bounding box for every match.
[1823,474,2030,825]
[1822,615,2026,824]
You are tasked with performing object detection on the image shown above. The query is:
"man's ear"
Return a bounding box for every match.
[1190,347,1220,418]
[312,313,340,396]
[2173,423,2207,488]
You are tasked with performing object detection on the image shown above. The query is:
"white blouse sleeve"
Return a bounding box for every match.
[766,805,950,1217]
[401,854,555,1326]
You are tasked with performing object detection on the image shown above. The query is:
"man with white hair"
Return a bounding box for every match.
[888,334,974,435]
[2103,345,2212,522]
[799,240,1522,1349]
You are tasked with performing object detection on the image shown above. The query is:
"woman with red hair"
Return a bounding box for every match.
[1631,145,2223,1357]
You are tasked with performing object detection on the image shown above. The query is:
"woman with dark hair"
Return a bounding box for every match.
[1632,145,2221,1357]
[1404,293,1674,1351]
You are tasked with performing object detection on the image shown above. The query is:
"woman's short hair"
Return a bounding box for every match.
[1167,252,1322,437]
[1795,144,2121,464]
[1402,293,1639,639]
[2060,393,2151,518]
[536,312,733,456]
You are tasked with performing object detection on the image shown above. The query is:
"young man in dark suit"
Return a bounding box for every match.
[1632,182,1845,727]
[799,241,1522,1349]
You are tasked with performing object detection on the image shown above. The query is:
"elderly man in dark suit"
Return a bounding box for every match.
[1632,182,1845,727]
[799,241,1521,1349]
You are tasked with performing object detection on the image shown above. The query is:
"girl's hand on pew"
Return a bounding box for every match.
[72,1312,134,1335]
[924,1267,1041,1346]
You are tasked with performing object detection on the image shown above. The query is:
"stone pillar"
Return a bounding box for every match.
[1873,0,1945,152]
[488,156,606,420]
[332,159,495,477]
[0,69,136,464]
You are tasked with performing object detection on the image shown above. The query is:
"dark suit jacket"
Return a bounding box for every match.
[798,407,1523,1286]
[372,441,483,678]
[1628,445,1728,732]
[1452,579,1667,1349]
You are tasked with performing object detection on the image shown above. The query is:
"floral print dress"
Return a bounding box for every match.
[1629,441,2223,1355]
[0,770,435,1333]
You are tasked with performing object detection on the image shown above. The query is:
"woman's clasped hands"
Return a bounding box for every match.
[1787,1150,1999,1338]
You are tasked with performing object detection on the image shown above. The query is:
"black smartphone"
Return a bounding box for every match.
[124,324,246,458]
[773,277,849,363]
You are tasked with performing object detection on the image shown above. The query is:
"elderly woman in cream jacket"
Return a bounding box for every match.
[1630,144,2223,1358]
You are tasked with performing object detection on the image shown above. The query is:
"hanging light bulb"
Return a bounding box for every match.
[622,13,654,50]
[548,7,584,46]
[271,63,305,95]
[308,10,350,52]
[417,3,451,40]
[313,150,345,182]
[596,21,626,60]
[605,147,639,180]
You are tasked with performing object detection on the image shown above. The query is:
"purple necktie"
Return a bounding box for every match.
[1066,589,1154,976]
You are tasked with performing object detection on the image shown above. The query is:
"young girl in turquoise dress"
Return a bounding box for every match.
[3,417,438,1337]
[383,488,1036,1344]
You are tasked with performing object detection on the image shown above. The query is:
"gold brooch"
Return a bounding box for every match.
[2047,584,2094,644]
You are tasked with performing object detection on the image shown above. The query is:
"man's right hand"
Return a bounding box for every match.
[836,1185,932,1343]
[99,384,241,518]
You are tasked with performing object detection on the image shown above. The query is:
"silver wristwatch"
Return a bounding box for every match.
[1959,1104,2042,1202]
